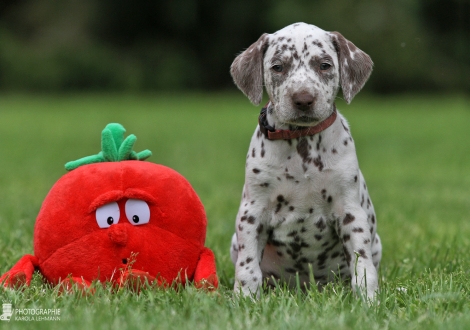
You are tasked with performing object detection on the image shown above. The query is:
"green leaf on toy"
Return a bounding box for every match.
[65,123,152,171]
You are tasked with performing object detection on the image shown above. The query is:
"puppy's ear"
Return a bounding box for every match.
[330,32,373,104]
[230,33,269,106]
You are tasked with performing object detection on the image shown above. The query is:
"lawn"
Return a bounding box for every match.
[0,93,469,329]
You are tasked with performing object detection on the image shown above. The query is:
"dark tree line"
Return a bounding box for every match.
[0,0,468,93]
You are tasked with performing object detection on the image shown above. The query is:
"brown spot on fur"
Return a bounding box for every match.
[313,155,324,171]
[285,173,295,180]
[296,138,310,162]
[343,246,352,265]
[315,218,326,231]
[312,40,323,48]
[287,230,297,237]
[331,251,340,258]
[358,249,367,259]
[343,213,355,225]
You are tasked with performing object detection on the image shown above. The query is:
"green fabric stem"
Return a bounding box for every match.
[65,123,152,171]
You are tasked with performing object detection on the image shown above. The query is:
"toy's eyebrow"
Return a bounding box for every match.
[88,189,157,213]
[123,188,158,205]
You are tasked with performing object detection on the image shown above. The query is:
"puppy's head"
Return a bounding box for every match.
[230,23,373,126]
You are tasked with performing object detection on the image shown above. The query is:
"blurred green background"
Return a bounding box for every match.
[0,0,468,93]
[0,3,469,327]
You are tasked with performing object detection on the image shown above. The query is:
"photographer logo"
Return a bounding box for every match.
[1,303,13,322]
[1,301,60,322]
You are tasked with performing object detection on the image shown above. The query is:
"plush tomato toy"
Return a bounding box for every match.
[1,123,218,291]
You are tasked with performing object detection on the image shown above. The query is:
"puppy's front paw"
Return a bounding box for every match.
[234,269,263,298]
[350,264,379,302]
[234,281,261,299]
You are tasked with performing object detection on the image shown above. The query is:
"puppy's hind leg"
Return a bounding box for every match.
[371,233,382,271]
[230,233,239,265]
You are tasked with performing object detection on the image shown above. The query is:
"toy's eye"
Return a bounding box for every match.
[96,202,120,228]
[125,199,150,226]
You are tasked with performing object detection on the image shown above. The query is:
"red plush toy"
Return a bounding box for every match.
[1,123,218,291]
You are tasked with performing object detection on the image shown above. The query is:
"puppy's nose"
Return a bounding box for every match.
[292,92,315,111]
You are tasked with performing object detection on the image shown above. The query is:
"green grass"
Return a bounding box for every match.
[0,92,469,329]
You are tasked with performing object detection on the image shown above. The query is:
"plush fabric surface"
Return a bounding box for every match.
[1,161,218,289]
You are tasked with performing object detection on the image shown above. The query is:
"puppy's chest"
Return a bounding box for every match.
[245,132,351,239]
[247,134,342,210]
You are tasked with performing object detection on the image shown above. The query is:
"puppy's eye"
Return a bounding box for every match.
[271,64,283,72]
[320,63,331,70]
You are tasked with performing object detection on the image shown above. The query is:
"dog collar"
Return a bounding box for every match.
[258,104,338,140]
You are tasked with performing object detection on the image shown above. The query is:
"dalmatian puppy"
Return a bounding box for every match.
[229,22,382,299]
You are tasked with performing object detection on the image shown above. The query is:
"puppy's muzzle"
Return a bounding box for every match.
[292,92,316,112]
